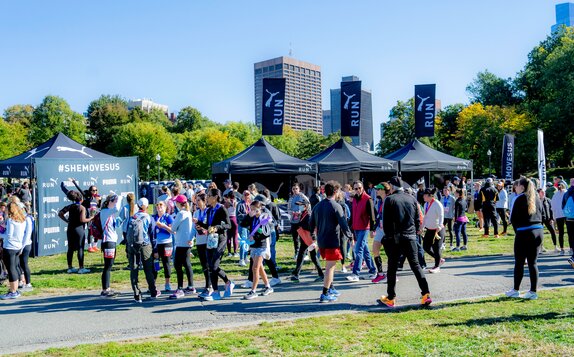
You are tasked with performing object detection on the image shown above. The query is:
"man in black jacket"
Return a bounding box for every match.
[479,178,499,238]
[310,181,352,303]
[379,176,431,308]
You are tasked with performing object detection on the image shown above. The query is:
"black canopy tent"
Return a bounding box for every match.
[384,139,473,186]
[0,133,138,256]
[211,137,317,198]
[308,138,398,185]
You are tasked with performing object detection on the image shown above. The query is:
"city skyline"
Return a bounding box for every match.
[0,1,565,144]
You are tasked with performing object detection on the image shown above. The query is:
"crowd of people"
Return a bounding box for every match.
[1,174,574,307]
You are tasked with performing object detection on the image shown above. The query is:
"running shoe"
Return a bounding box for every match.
[439,258,446,266]
[378,295,395,308]
[198,289,212,299]
[233,253,239,258]
[0,291,20,300]
[555,247,561,253]
[164,284,172,292]
[169,289,185,299]
[303,255,310,262]
[87,247,97,253]
[269,277,282,286]
[134,293,143,303]
[481,234,489,238]
[505,289,520,298]
[328,288,341,297]
[183,287,196,295]
[21,283,33,292]
[568,257,574,269]
[241,280,253,289]
[451,247,460,252]
[341,266,348,273]
[151,291,162,299]
[93,247,101,252]
[261,286,274,296]
[429,267,440,274]
[77,268,91,274]
[319,293,337,303]
[100,290,118,298]
[224,281,235,298]
[314,276,324,282]
[290,275,300,283]
[494,235,500,239]
[211,291,221,301]
[421,293,432,306]
[244,290,258,300]
[238,259,246,267]
[460,246,468,251]
[227,253,233,258]
[522,291,538,300]
[346,274,360,282]
[560,250,566,256]
[371,274,387,284]
[67,267,78,274]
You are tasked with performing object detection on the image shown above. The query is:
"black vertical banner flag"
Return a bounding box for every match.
[414,84,436,137]
[262,78,286,135]
[501,134,515,182]
[340,81,361,137]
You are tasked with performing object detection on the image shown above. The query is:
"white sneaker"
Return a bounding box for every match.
[368,273,378,279]
[522,291,538,300]
[233,253,239,258]
[505,289,520,298]
[341,266,348,273]
[555,247,561,253]
[241,280,253,289]
[303,255,310,262]
[238,259,246,267]
[346,274,360,282]
[269,277,282,287]
[77,268,91,274]
[227,253,233,258]
[429,267,440,274]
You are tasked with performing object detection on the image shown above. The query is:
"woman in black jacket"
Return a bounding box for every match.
[506,177,543,300]
[196,189,232,301]
[452,189,469,251]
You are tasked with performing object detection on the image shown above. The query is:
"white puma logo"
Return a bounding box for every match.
[343,92,356,110]
[51,239,60,246]
[56,146,93,158]
[126,175,133,181]
[265,89,280,107]
[417,95,430,111]
[24,147,49,159]
[50,178,59,185]
[90,177,98,184]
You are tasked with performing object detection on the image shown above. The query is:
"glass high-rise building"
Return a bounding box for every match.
[552,2,574,32]
[326,76,374,151]
[254,56,322,133]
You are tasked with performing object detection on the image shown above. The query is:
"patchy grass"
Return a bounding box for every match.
[25,288,574,356]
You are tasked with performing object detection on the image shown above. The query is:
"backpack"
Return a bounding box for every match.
[126,214,146,247]
[564,195,574,219]
[89,213,104,242]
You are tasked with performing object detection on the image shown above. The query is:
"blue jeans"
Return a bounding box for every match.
[270,228,277,267]
[352,230,376,275]
[239,227,249,261]
[454,221,468,247]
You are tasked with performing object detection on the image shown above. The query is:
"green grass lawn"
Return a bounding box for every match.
[12,216,565,296]
[25,287,574,356]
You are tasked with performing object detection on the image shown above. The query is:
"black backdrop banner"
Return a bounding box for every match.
[501,134,515,181]
[262,78,286,135]
[414,84,436,137]
[340,81,361,137]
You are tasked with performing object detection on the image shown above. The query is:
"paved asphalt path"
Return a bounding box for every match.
[1,253,573,354]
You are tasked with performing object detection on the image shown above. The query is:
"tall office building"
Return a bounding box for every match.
[254,56,322,133]
[552,2,574,32]
[326,76,374,151]
[322,110,332,136]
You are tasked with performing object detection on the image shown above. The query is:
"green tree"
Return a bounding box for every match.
[220,121,260,147]
[265,125,299,156]
[376,99,416,157]
[0,121,30,159]
[87,95,130,151]
[3,104,34,128]
[145,108,173,129]
[173,106,217,132]
[108,122,177,177]
[466,70,519,107]
[30,95,86,146]
[435,103,465,153]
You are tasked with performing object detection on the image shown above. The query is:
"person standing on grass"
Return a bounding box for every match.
[152,201,174,292]
[192,193,212,297]
[550,180,568,254]
[290,198,324,283]
[168,195,196,299]
[496,181,509,235]
[309,181,352,303]
[288,183,310,259]
[422,188,445,274]
[442,186,455,250]
[538,189,557,254]
[236,190,251,267]
[0,202,26,300]
[347,181,377,282]
[223,191,239,258]
[379,176,431,308]
[452,189,469,251]
[505,177,544,300]
[563,178,574,268]
[479,178,499,238]
[58,190,93,275]
[472,181,484,232]
[371,182,390,284]
[335,187,351,273]
[18,203,34,291]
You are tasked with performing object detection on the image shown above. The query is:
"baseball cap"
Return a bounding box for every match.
[453,176,460,181]
[374,183,385,190]
[546,182,553,187]
[174,195,187,204]
[389,176,403,188]
[486,178,493,184]
[137,197,148,207]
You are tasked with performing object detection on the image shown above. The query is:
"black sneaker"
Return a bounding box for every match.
[134,293,143,303]
[290,275,300,282]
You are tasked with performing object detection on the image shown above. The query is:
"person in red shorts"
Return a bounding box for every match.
[309,181,353,303]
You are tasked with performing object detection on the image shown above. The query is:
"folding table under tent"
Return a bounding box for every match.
[0,133,138,256]
[211,137,317,199]
[307,138,398,185]
[384,139,473,187]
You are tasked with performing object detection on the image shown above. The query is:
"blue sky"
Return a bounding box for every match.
[0,1,561,143]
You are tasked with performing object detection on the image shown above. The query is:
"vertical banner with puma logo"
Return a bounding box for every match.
[262,78,286,135]
[340,81,361,137]
[500,134,515,182]
[414,84,436,137]
[538,129,546,189]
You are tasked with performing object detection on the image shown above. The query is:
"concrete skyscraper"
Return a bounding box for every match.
[325,76,374,151]
[254,56,322,133]
[552,2,574,32]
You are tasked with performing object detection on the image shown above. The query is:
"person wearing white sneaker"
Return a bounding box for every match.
[170,196,195,297]
[422,188,446,273]
[18,204,34,289]
[504,289,520,298]
[0,201,26,300]
[509,177,544,302]
[192,194,212,294]
[371,183,390,284]
[522,291,538,300]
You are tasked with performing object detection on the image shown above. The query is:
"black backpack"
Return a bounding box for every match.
[126,214,145,248]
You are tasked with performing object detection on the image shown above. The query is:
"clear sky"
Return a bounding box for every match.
[0,1,562,143]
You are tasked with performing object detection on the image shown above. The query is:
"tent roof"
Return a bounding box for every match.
[0,133,114,178]
[308,139,397,172]
[384,139,473,171]
[212,137,316,175]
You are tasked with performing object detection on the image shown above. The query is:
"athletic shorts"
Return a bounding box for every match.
[319,248,343,261]
[250,247,270,260]
[374,227,385,243]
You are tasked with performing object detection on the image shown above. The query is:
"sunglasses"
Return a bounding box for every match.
[354,187,362,191]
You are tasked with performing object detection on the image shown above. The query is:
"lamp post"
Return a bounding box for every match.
[487,149,492,176]
[156,154,161,182]
[146,164,150,182]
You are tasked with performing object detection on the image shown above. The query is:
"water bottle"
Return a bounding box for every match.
[154,259,161,272]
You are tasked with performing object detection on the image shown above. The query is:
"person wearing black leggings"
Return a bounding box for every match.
[192,194,211,294]
[58,190,92,274]
[290,207,323,282]
[539,189,557,251]
[168,196,195,299]
[18,209,34,290]
[0,202,27,300]
[99,194,123,298]
[506,177,543,300]
[422,188,445,273]
[152,201,174,292]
